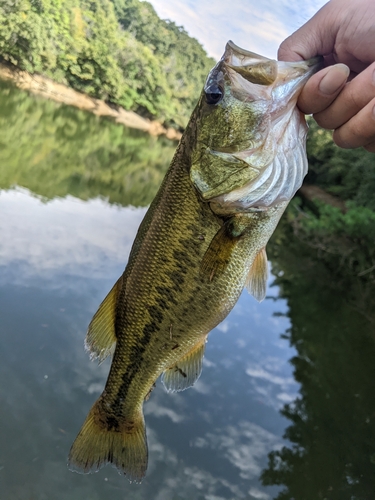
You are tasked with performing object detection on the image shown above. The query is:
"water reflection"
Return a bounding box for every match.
[0,80,175,207]
[0,188,146,285]
[0,74,297,499]
[0,188,294,499]
[262,217,375,499]
[4,79,373,500]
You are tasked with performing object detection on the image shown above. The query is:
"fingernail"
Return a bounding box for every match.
[319,64,350,95]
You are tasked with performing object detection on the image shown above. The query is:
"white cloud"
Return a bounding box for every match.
[183,467,246,498]
[246,365,294,387]
[192,421,282,480]
[277,392,297,403]
[216,320,229,333]
[0,188,146,284]
[249,487,271,499]
[192,379,210,394]
[147,426,249,499]
[147,0,327,59]
[245,357,300,409]
[203,357,216,368]
[144,400,185,423]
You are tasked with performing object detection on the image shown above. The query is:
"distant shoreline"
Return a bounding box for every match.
[0,61,182,141]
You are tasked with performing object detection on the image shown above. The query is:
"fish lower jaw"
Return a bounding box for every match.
[209,199,287,216]
[206,180,293,213]
[209,136,308,213]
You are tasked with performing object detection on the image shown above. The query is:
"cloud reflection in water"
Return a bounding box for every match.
[0,188,298,499]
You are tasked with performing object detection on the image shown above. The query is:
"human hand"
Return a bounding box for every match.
[278,0,375,152]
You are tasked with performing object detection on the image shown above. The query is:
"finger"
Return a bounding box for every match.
[314,62,375,129]
[297,64,350,115]
[364,141,375,153]
[332,97,375,151]
[278,3,336,61]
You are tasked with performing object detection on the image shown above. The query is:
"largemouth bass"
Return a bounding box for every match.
[68,41,321,481]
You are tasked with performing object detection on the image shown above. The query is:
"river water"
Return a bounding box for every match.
[1,81,374,500]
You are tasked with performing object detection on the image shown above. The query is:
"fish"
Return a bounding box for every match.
[68,41,321,482]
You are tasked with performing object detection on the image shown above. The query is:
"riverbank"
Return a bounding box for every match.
[298,184,347,213]
[0,62,182,141]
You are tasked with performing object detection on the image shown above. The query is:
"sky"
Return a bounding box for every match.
[146,0,327,60]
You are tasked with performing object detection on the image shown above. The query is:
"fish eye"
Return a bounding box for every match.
[204,83,224,105]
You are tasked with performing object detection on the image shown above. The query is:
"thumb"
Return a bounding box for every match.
[278,3,337,62]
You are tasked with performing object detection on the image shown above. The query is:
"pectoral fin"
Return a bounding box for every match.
[245,247,268,302]
[200,226,236,281]
[85,278,122,363]
[200,218,247,281]
[162,337,207,392]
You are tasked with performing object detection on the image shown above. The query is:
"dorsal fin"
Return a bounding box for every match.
[245,247,268,302]
[84,277,122,363]
[162,337,207,392]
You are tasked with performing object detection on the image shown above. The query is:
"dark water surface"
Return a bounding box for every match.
[1,82,375,500]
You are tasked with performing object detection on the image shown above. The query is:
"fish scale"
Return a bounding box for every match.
[68,40,322,482]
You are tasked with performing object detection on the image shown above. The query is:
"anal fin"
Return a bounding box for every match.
[162,337,207,392]
[85,277,122,363]
[245,247,268,302]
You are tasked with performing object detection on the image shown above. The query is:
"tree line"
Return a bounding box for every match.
[0,0,215,128]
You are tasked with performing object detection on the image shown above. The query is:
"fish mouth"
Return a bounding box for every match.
[225,40,271,61]
[222,40,323,91]
[192,42,323,211]
[224,39,322,72]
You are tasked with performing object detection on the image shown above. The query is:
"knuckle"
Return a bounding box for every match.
[332,128,354,149]
[345,82,365,110]
[345,63,375,108]
[364,142,375,153]
[277,38,296,61]
[312,113,325,127]
[313,111,333,129]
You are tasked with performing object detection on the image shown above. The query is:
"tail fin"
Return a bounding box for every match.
[68,400,148,483]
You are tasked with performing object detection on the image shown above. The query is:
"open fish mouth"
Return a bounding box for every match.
[191,41,323,211]
[224,40,322,93]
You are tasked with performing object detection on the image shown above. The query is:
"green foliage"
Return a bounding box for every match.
[0,0,215,127]
[296,199,375,241]
[262,213,375,499]
[111,0,215,126]
[261,125,375,497]
[0,81,175,206]
[283,197,375,280]
[306,120,375,210]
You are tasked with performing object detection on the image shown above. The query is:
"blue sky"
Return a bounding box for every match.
[147,0,327,59]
